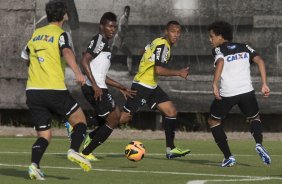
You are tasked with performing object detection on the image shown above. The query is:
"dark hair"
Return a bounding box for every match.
[100,12,117,25]
[208,21,233,41]
[45,0,67,23]
[124,6,130,12]
[166,21,181,30]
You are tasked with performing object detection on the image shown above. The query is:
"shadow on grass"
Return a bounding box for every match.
[146,156,251,167]
[54,153,124,160]
[0,168,70,180]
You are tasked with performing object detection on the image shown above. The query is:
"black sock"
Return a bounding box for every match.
[88,126,101,139]
[250,120,263,144]
[70,123,87,152]
[31,137,49,168]
[87,114,107,127]
[210,124,232,159]
[82,124,113,155]
[163,116,176,149]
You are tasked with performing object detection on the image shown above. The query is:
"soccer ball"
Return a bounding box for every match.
[125,141,145,161]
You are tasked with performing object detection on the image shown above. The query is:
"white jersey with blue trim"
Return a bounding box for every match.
[212,42,258,97]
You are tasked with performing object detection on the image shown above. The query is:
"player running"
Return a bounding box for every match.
[77,12,135,161]
[21,0,91,180]
[207,21,271,167]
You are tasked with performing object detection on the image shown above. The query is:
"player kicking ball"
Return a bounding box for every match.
[207,21,271,167]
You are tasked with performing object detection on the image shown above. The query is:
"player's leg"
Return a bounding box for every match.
[26,90,52,180]
[238,91,271,165]
[156,100,190,158]
[29,130,51,180]
[64,109,107,140]
[68,107,87,151]
[51,89,91,171]
[67,107,91,171]
[148,86,190,158]
[208,96,236,167]
[157,101,177,149]
[120,83,149,124]
[80,88,119,157]
[82,107,119,156]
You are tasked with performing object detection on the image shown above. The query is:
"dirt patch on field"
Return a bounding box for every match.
[0,126,281,141]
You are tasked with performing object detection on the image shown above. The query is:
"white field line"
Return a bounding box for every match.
[170,88,282,95]
[186,177,280,184]
[0,151,281,157]
[0,162,281,181]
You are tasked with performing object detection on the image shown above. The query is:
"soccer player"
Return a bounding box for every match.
[79,12,135,160]
[111,5,133,75]
[120,21,191,159]
[21,0,91,180]
[207,21,271,167]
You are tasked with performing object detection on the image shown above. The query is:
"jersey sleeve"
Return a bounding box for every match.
[154,44,169,67]
[21,45,30,60]
[245,44,258,61]
[58,32,71,50]
[212,46,225,67]
[85,35,106,58]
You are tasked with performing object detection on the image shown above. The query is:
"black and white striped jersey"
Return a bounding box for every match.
[85,34,111,89]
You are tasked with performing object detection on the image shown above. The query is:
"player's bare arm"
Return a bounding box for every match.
[105,76,136,99]
[253,55,270,97]
[155,65,189,79]
[62,47,85,85]
[212,58,224,100]
[81,52,103,101]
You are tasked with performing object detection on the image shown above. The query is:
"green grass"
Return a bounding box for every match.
[0,137,281,184]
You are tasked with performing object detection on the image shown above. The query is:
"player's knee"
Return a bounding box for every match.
[248,115,262,132]
[248,114,261,123]
[69,108,87,126]
[208,117,221,128]
[120,112,132,124]
[106,112,120,129]
[165,109,177,118]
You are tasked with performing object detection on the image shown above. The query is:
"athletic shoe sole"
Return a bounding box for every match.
[166,150,191,159]
[67,152,91,172]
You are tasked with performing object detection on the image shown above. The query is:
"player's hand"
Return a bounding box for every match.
[213,84,222,100]
[179,67,189,80]
[119,88,137,100]
[75,73,86,85]
[261,84,270,97]
[93,85,103,101]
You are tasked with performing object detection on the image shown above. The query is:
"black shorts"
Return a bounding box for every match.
[123,83,170,115]
[81,85,115,117]
[26,90,79,131]
[210,90,259,120]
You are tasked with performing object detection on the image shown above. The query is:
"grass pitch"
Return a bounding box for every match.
[0,136,281,184]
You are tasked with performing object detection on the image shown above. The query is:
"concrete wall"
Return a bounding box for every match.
[0,0,35,108]
[0,0,281,115]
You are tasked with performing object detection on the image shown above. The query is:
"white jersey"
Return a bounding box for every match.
[212,42,258,97]
[85,34,111,89]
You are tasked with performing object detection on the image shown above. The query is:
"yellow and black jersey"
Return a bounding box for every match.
[134,37,171,88]
[23,24,71,90]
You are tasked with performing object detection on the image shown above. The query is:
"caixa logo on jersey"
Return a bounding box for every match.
[227,52,249,62]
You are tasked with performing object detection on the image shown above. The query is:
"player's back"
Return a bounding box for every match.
[27,24,67,90]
